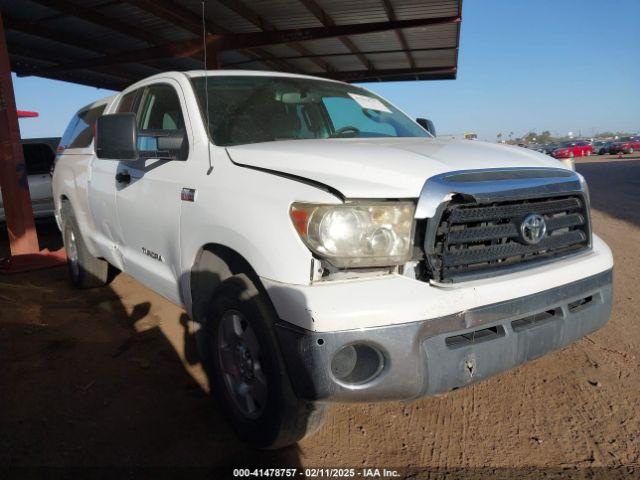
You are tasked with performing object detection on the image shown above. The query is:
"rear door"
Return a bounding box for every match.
[114,80,192,303]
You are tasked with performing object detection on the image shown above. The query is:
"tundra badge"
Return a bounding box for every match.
[142,247,164,262]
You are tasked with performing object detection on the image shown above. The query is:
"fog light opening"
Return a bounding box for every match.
[330,343,384,385]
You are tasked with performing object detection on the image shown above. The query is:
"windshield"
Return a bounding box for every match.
[191,75,430,146]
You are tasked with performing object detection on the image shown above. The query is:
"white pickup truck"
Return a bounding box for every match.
[53,71,613,449]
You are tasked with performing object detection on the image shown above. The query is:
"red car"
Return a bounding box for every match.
[552,140,593,158]
[608,136,640,155]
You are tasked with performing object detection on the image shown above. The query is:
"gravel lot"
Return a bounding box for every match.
[1,154,638,477]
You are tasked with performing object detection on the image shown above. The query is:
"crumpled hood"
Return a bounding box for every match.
[226,137,567,198]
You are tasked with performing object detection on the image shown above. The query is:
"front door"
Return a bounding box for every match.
[114,81,192,304]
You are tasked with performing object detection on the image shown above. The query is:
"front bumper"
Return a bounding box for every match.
[275,269,613,402]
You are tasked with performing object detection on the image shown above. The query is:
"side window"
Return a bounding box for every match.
[322,97,395,137]
[138,85,185,131]
[59,116,80,150]
[23,143,55,175]
[116,90,140,114]
[59,104,106,149]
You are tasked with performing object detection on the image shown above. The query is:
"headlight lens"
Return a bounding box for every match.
[290,201,415,268]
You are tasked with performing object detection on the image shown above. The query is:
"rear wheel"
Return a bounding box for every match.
[61,202,109,288]
[200,274,326,449]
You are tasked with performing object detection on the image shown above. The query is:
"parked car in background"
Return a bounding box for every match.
[540,143,559,155]
[552,140,592,159]
[592,140,614,155]
[526,143,544,152]
[0,137,60,222]
[608,136,640,155]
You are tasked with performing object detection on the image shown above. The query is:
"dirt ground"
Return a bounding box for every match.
[1,155,639,478]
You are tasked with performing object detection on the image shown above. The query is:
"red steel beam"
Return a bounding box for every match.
[0,13,39,256]
[323,66,457,82]
[222,46,456,67]
[17,111,39,118]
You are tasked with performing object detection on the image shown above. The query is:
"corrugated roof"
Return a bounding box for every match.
[1,0,462,91]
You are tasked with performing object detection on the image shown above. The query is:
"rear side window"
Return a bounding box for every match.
[23,143,55,175]
[59,104,107,150]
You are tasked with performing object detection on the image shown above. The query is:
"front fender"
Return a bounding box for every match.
[178,160,340,314]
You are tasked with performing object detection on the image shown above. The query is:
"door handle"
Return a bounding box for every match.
[115,171,131,184]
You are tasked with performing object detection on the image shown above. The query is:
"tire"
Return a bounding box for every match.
[61,202,109,288]
[200,274,326,449]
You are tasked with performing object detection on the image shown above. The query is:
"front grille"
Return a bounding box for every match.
[424,195,590,282]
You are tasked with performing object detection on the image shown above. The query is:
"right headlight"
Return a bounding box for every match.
[290,201,415,268]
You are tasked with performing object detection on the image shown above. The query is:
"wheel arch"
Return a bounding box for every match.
[189,243,271,323]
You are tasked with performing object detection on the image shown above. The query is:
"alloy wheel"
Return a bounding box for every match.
[217,310,268,419]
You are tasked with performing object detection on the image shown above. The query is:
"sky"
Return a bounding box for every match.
[13,0,640,141]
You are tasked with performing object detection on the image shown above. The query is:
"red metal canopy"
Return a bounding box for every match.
[1,0,462,90]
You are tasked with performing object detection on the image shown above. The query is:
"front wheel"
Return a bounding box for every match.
[200,274,326,449]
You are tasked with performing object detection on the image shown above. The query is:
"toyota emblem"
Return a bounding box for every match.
[520,213,547,245]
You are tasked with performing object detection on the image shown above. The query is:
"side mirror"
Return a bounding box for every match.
[416,118,436,136]
[96,113,137,160]
[137,129,187,160]
[96,114,188,161]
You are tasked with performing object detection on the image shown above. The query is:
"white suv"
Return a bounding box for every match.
[53,71,613,448]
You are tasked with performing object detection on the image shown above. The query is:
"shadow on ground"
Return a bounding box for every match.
[0,266,301,475]
[576,158,640,228]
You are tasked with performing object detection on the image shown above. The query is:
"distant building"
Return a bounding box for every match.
[439,132,478,140]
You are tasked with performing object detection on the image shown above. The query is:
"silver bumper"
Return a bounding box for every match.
[275,269,613,402]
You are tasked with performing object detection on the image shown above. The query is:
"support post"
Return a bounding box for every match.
[0,12,40,256]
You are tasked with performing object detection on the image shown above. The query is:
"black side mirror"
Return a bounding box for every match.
[96,113,187,161]
[416,118,436,136]
[96,113,138,160]
[137,129,188,160]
